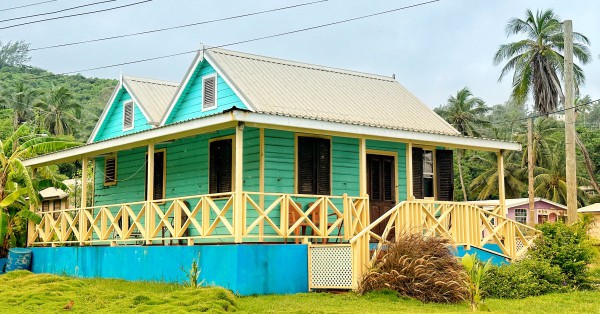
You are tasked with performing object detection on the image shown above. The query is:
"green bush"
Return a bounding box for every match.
[482,258,566,299]
[528,221,598,285]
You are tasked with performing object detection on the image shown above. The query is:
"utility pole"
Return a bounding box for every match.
[527,118,535,226]
[564,20,578,223]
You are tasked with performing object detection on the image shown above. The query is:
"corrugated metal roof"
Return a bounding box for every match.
[205,48,459,135]
[123,75,179,123]
[469,198,567,210]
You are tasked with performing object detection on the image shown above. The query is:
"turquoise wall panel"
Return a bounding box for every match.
[30,245,308,295]
[366,140,408,201]
[332,137,360,197]
[165,60,246,124]
[93,88,152,142]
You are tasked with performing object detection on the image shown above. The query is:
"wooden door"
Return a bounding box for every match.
[367,154,396,238]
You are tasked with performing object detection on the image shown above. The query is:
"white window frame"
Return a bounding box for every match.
[122,100,135,131]
[201,73,218,112]
[514,208,527,224]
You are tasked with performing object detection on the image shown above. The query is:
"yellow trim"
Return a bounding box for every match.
[294,133,333,195]
[208,135,236,194]
[406,142,413,200]
[259,128,265,242]
[365,149,399,203]
[103,154,117,186]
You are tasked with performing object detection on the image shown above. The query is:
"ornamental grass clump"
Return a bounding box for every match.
[358,233,467,303]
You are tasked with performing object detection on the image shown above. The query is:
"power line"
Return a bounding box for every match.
[0,0,58,12]
[0,0,152,30]
[0,0,118,24]
[30,0,329,51]
[27,0,442,79]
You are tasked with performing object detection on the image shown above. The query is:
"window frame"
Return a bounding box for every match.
[422,148,436,199]
[208,136,235,194]
[514,208,528,224]
[104,155,118,186]
[145,149,167,202]
[294,134,332,196]
[201,73,218,112]
[366,150,398,203]
[122,100,135,131]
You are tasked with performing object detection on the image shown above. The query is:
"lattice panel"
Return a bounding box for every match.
[309,245,353,289]
[516,239,525,252]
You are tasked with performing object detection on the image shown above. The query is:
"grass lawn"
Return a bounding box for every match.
[1,271,599,313]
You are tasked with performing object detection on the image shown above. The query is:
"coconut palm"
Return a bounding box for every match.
[0,82,38,131]
[494,9,591,114]
[436,87,490,201]
[469,151,526,200]
[36,86,81,136]
[516,117,560,168]
[0,125,80,256]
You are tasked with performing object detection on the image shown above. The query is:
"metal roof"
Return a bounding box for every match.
[204,48,460,136]
[578,203,600,213]
[469,198,567,210]
[123,75,179,123]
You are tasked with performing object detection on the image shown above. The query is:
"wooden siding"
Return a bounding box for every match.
[366,140,408,201]
[93,88,152,142]
[165,59,246,125]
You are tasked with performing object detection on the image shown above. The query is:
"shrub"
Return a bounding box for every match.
[482,258,565,299]
[359,233,467,303]
[528,221,598,285]
[462,254,491,311]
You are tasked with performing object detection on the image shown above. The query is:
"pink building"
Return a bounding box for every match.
[471,198,567,224]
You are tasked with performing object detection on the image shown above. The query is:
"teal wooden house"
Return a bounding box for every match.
[24,49,540,295]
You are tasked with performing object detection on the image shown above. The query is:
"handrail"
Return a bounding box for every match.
[349,201,406,244]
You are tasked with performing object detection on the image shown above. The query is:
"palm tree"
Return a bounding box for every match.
[435,87,490,201]
[494,9,591,114]
[469,151,526,200]
[516,117,560,168]
[36,86,81,136]
[0,125,80,256]
[0,82,38,131]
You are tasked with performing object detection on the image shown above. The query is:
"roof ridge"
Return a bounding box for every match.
[123,75,179,87]
[206,48,395,82]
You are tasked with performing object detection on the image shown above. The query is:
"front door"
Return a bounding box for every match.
[367,154,396,238]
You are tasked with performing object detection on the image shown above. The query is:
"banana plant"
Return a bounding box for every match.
[462,253,492,312]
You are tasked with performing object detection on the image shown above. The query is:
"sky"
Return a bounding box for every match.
[1,0,599,109]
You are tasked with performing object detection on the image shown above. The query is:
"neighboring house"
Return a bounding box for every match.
[580,186,598,199]
[39,187,69,218]
[471,198,567,224]
[578,203,600,239]
[23,48,536,294]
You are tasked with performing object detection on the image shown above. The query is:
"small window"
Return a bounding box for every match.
[104,155,117,186]
[53,199,62,211]
[423,150,434,198]
[297,137,331,195]
[123,100,134,130]
[41,201,50,212]
[209,139,232,193]
[515,208,527,224]
[202,74,217,110]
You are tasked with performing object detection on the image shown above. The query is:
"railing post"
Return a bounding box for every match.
[343,194,350,240]
[146,143,155,245]
[80,158,89,245]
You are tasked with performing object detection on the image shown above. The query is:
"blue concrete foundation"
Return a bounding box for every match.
[30,244,308,295]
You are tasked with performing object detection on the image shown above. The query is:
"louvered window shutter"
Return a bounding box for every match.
[412,148,423,199]
[203,76,216,109]
[382,158,394,201]
[153,152,165,200]
[104,156,117,185]
[369,158,381,201]
[316,139,331,195]
[435,149,454,201]
[298,137,331,195]
[123,101,133,130]
[209,139,232,193]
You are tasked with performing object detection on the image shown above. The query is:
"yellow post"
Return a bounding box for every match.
[234,122,244,243]
[406,142,414,200]
[259,128,265,242]
[359,138,367,197]
[80,158,88,244]
[146,143,155,245]
[497,151,506,216]
[27,168,37,246]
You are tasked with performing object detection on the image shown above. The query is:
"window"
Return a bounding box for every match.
[104,155,117,186]
[515,208,527,224]
[209,139,232,193]
[145,151,166,201]
[202,74,217,111]
[41,201,50,212]
[297,136,331,195]
[412,148,454,201]
[53,200,62,211]
[123,100,134,131]
[423,150,434,198]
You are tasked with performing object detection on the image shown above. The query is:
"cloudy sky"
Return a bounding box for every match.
[1,0,599,108]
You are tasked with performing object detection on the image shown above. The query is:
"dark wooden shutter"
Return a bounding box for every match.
[436,149,454,201]
[382,158,394,201]
[298,137,331,195]
[316,139,331,195]
[153,151,165,200]
[209,139,232,193]
[368,157,381,201]
[104,156,117,185]
[412,147,423,199]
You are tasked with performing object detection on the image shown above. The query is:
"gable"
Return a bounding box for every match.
[163,58,246,125]
[92,87,152,142]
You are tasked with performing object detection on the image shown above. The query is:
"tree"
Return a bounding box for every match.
[494,9,591,114]
[469,151,526,200]
[0,125,79,256]
[36,86,82,136]
[0,40,30,68]
[435,87,489,201]
[0,82,38,131]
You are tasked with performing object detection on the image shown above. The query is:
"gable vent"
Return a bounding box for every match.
[123,101,134,130]
[202,75,217,110]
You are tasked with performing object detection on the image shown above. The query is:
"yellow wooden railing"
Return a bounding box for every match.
[28,192,369,246]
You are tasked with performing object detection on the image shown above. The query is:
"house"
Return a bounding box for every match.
[470,198,567,225]
[39,187,69,219]
[578,203,600,239]
[22,48,539,294]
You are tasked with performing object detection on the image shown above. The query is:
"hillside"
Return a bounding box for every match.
[0,65,117,141]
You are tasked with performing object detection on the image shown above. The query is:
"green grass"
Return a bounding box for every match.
[1,271,599,313]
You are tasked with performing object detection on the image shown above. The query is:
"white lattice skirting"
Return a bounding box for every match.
[309,244,353,289]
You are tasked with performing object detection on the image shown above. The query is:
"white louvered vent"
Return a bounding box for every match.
[202,75,217,110]
[123,101,134,130]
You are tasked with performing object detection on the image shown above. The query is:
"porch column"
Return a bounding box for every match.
[497,150,506,216]
[359,138,367,196]
[80,158,89,244]
[145,143,155,245]
[406,142,413,200]
[234,122,244,243]
[26,168,37,247]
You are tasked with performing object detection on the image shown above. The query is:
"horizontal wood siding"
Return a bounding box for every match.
[332,137,360,196]
[165,60,246,124]
[366,140,408,201]
[93,89,152,142]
